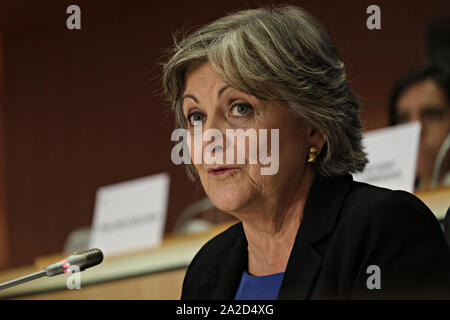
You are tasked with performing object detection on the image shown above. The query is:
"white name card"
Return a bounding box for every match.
[89,172,170,257]
[353,122,421,193]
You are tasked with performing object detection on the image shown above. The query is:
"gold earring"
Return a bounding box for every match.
[307,146,318,163]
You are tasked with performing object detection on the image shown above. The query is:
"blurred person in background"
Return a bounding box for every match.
[389,63,450,190]
[389,17,450,191]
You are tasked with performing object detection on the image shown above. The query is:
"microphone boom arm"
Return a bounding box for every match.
[0,270,46,290]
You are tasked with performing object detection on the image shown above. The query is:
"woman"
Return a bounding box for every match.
[389,63,450,190]
[163,6,450,299]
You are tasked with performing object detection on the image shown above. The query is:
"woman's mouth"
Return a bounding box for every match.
[207,166,240,176]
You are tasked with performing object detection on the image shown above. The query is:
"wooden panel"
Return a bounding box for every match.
[0,32,9,269]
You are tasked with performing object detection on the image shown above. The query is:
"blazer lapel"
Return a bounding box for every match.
[278,238,323,299]
[189,222,248,299]
[278,173,354,299]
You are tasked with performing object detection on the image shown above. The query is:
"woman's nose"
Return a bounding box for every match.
[202,117,227,163]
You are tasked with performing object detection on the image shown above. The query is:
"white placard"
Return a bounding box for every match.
[353,122,421,193]
[89,172,170,257]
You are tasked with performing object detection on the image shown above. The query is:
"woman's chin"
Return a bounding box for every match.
[207,187,250,213]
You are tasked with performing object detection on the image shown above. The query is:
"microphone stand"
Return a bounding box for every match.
[0,270,47,290]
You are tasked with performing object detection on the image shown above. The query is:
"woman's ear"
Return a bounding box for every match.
[307,126,326,153]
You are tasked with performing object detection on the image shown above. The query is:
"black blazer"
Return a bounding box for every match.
[181,174,450,299]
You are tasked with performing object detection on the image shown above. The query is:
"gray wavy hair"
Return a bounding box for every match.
[162,5,368,179]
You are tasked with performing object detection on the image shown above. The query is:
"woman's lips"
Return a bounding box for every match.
[207,166,240,176]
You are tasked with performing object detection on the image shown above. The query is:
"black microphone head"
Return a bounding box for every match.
[45,248,104,277]
[73,248,104,270]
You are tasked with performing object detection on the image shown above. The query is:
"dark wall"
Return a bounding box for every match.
[1,0,449,267]
[0,32,9,268]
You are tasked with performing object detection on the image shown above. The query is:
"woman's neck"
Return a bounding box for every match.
[240,169,315,276]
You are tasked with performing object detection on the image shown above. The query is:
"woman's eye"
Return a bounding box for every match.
[422,108,444,121]
[187,112,205,126]
[230,103,253,116]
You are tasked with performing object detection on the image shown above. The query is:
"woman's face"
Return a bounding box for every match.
[182,63,319,214]
[396,79,450,186]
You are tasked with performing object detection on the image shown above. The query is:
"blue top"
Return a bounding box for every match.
[234,270,285,300]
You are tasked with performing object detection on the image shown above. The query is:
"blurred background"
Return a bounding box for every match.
[0,0,448,273]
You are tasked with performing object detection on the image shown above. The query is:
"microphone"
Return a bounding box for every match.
[0,248,103,290]
[44,248,103,276]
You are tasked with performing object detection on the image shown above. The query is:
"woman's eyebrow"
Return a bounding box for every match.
[181,94,198,103]
[182,85,231,104]
[217,85,231,98]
